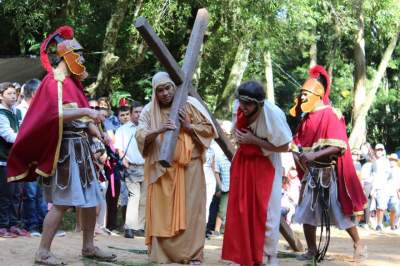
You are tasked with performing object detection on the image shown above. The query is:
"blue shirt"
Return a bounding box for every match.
[215,152,231,192]
[103,115,120,133]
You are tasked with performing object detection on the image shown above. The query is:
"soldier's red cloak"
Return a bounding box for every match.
[292,106,367,215]
[7,71,89,182]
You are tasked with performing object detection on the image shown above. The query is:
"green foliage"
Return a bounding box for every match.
[367,87,400,153]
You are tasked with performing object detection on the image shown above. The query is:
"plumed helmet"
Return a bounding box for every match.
[40,26,86,77]
[236,81,265,104]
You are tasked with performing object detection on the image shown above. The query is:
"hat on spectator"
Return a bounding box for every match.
[375,143,385,150]
[388,153,399,161]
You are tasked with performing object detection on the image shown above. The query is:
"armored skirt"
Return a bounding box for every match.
[42,121,102,208]
[294,165,354,230]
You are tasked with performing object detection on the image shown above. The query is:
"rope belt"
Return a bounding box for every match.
[308,165,334,262]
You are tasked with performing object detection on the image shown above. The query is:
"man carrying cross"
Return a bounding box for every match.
[135,72,217,264]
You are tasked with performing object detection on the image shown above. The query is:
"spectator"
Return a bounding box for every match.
[287,167,301,207]
[352,149,362,179]
[114,101,145,239]
[213,144,231,236]
[371,143,392,231]
[90,137,109,235]
[17,79,40,120]
[203,144,216,224]
[112,105,132,221]
[359,143,376,228]
[88,98,99,109]
[281,168,300,225]
[281,176,293,223]
[117,106,131,125]
[0,82,28,237]
[387,154,400,230]
[99,97,120,143]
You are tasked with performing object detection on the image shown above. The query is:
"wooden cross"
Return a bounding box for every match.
[135,8,235,168]
[135,8,303,252]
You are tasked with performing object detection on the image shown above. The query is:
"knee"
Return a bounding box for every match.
[52,205,70,214]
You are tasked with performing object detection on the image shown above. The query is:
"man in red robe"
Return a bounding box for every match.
[7,26,116,265]
[222,81,292,266]
[290,65,367,262]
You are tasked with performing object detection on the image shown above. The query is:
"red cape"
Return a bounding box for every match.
[7,71,89,182]
[222,109,275,266]
[292,106,366,215]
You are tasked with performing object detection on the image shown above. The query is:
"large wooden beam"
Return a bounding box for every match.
[158,9,209,167]
[135,17,183,86]
[135,10,235,164]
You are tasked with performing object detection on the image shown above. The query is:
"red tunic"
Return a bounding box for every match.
[7,71,89,182]
[292,106,366,215]
[222,109,275,266]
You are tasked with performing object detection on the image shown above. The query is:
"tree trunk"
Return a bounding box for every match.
[86,0,132,96]
[264,51,275,103]
[350,0,367,147]
[214,40,250,117]
[349,29,400,148]
[18,32,26,55]
[309,42,317,69]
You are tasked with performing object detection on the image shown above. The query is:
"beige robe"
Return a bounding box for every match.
[136,102,215,263]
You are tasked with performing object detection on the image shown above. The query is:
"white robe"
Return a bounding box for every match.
[235,100,293,256]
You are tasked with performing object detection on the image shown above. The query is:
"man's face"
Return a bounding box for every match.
[390,160,397,168]
[0,87,17,107]
[300,90,313,103]
[131,106,143,125]
[239,100,259,118]
[376,149,385,158]
[156,83,175,107]
[98,100,109,109]
[118,110,131,124]
[89,100,98,109]
[288,169,298,179]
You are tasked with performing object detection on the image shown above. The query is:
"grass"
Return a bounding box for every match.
[60,207,126,232]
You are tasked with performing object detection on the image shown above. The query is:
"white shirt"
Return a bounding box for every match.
[17,100,29,120]
[372,157,391,192]
[388,166,400,196]
[114,121,145,165]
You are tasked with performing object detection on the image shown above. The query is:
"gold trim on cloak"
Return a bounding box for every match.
[7,69,65,182]
[291,138,347,153]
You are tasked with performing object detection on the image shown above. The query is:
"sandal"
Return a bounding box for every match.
[353,242,367,262]
[34,251,66,265]
[296,251,316,261]
[9,226,30,237]
[82,246,117,262]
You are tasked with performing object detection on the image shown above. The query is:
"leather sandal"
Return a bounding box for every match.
[34,251,66,265]
[296,251,316,261]
[82,246,117,262]
[353,243,367,262]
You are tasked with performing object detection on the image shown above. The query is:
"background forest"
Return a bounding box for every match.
[0,0,399,151]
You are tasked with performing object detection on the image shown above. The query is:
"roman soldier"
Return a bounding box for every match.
[290,65,367,262]
[7,26,116,265]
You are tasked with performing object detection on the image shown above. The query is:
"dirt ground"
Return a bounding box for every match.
[1,225,399,266]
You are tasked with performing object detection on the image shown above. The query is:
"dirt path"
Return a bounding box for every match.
[0,226,399,265]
